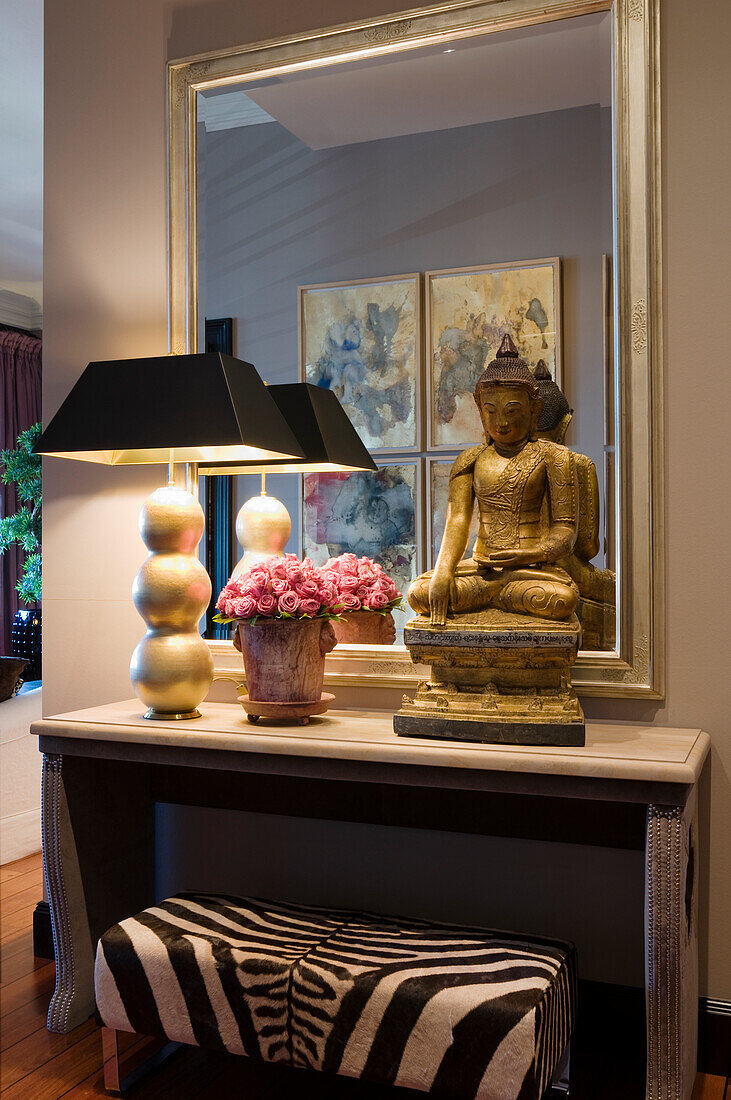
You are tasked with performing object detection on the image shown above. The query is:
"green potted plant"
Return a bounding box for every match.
[1,423,42,679]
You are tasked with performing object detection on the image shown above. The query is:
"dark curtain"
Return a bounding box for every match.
[1,329,42,655]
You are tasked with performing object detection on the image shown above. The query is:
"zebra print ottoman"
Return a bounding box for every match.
[95,893,576,1099]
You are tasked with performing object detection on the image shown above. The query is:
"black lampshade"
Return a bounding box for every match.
[34,354,306,465]
[198,383,377,475]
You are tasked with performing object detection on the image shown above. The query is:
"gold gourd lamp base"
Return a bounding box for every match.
[130,455,214,720]
[231,472,292,578]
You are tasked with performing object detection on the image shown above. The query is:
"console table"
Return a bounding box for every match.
[33,701,709,1100]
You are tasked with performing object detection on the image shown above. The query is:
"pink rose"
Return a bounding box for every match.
[269,558,288,580]
[247,567,269,587]
[339,575,360,593]
[278,590,300,616]
[285,562,302,585]
[233,594,257,619]
[340,593,361,610]
[298,598,321,616]
[215,585,235,611]
[355,585,370,600]
[297,578,319,598]
[366,590,389,610]
[358,563,376,581]
[318,582,337,604]
[256,593,277,616]
[270,576,289,597]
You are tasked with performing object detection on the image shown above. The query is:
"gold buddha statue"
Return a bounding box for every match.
[408,334,580,624]
[532,356,616,651]
[395,334,585,746]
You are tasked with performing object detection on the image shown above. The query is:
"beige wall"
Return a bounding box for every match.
[44,0,731,997]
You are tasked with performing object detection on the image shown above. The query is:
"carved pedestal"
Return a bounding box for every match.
[395,609,584,745]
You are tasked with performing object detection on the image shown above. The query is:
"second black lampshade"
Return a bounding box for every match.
[198,383,377,475]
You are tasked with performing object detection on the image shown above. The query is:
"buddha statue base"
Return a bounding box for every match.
[394,608,584,746]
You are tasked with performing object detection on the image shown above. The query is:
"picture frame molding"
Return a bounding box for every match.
[298,272,423,455]
[301,456,426,597]
[426,453,457,571]
[425,256,562,452]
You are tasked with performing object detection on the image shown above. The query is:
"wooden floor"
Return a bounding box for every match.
[1,853,727,1099]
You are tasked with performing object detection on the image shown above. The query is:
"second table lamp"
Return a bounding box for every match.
[198,381,377,576]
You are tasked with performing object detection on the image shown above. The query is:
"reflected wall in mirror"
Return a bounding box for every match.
[170,0,664,697]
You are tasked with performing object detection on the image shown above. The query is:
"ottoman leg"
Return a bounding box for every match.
[102,1028,122,1095]
[546,1041,571,1097]
[101,1027,181,1095]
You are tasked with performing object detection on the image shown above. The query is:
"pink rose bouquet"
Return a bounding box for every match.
[320,553,402,615]
[215,554,343,624]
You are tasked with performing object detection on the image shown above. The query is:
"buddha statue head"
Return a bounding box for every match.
[473,333,542,448]
[534,358,573,444]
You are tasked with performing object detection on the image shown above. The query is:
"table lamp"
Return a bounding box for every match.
[198,382,377,576]
[35,353,305,719]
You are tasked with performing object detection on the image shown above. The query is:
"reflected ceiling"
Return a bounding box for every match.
[199,13,611,147]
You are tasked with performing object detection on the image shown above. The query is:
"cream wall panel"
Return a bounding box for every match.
[0,688,42,862]
[0,809,42,864]
[42,462,155,602]
[0,738,42,815]
[41,598,148,716]
[45,0,731,997]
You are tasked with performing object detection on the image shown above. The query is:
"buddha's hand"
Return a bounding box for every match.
[485,548,538,569]
[428,571,458,626]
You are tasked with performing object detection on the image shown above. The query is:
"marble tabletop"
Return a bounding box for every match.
[32,699,710,787]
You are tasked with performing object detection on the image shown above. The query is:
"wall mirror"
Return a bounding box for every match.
[169,0,663,698]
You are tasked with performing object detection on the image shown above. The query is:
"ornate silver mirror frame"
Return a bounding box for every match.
[168,0,664,699]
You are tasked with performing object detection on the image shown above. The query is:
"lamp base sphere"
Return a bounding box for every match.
[231,493,291,579]
[132,484,214,719]
[130,631,214,719]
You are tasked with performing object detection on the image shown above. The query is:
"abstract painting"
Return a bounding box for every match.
[427,259,561,449]
[300,274,421,452]
[302,462,421,625]
[427,457,481,568]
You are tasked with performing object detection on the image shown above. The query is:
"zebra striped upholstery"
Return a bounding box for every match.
[95,893,576,1099]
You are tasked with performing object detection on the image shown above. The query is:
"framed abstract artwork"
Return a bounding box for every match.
[426,456,481,570]
[426,258,562,450]
[302,461,423,624]
[299,274,422,453]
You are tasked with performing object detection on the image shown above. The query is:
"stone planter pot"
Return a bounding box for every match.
[331,609,396,645]
[235,617,337,723]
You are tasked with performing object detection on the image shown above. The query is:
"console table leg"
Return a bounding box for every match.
[41,753,96,1033]
[645,795,698,1100]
